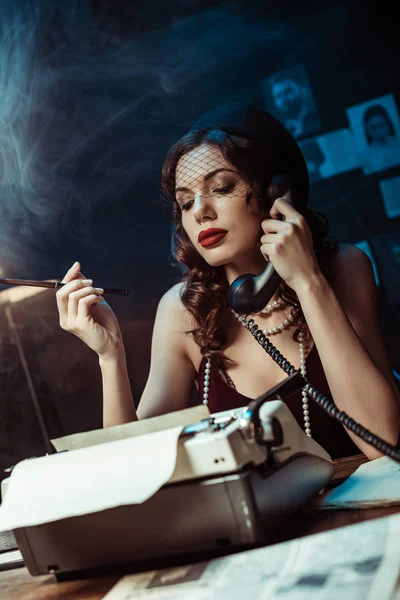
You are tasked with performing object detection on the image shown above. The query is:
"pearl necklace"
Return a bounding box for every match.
[202,310,312,438]
[256,298,296,336]
[257,297,283,314]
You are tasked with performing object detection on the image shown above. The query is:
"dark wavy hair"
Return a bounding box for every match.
[161,108,337,368]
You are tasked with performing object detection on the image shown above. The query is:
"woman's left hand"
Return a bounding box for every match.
[260,197,321,292]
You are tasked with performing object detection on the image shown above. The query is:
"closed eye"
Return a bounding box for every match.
[179,184,234,210]
[180,200,193,211]
[213,184,234,194]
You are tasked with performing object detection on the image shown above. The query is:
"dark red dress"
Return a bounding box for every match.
[196,344,361,459]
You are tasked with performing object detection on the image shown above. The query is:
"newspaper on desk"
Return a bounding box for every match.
[102,513,400,600]
[392,578,400,600]
[315,456,400,509]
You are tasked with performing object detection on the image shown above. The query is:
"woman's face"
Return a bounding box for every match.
[175,144,266,279]
[366,115,391,145]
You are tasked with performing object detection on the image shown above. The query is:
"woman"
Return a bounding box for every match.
[363,104,396,146]
[361,103,400,174]
[56,104,399,460]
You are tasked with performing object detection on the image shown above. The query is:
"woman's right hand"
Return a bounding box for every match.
[56,261,123,359]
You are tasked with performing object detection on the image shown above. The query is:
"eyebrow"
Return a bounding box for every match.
[175,168,238,194]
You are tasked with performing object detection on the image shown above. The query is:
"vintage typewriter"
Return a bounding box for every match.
[1,372,333,578]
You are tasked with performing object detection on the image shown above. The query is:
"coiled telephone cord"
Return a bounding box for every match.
[243,317,400,462]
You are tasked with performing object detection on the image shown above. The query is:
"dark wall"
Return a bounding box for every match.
[0,0,399,476]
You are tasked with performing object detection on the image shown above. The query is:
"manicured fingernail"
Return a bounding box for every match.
[95,288,104,293]
[82,279,93,284]
[71,261,79,269]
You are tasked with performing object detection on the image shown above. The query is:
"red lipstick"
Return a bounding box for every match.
[198,228,228,248]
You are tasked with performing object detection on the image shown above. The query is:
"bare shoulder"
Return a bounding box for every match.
[320,243,373,289]
[332,242,370,265]
[159,282,184,307]
[157,282,194,331]
[320,243,377,320]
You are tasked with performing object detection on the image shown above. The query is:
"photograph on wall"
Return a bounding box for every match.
[353,240,380,286]
[346,94,400,175]
[372,231,400,304]
[260,64,321,139]
[299,129,361,183]
[379,176,400,219]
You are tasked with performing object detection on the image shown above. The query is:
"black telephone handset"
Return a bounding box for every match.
[226,174,400,462]
[227,174,293,314]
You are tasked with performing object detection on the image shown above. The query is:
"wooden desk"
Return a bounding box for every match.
[1,455,398,600]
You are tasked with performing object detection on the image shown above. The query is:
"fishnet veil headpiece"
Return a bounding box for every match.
[185,103,309,212]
